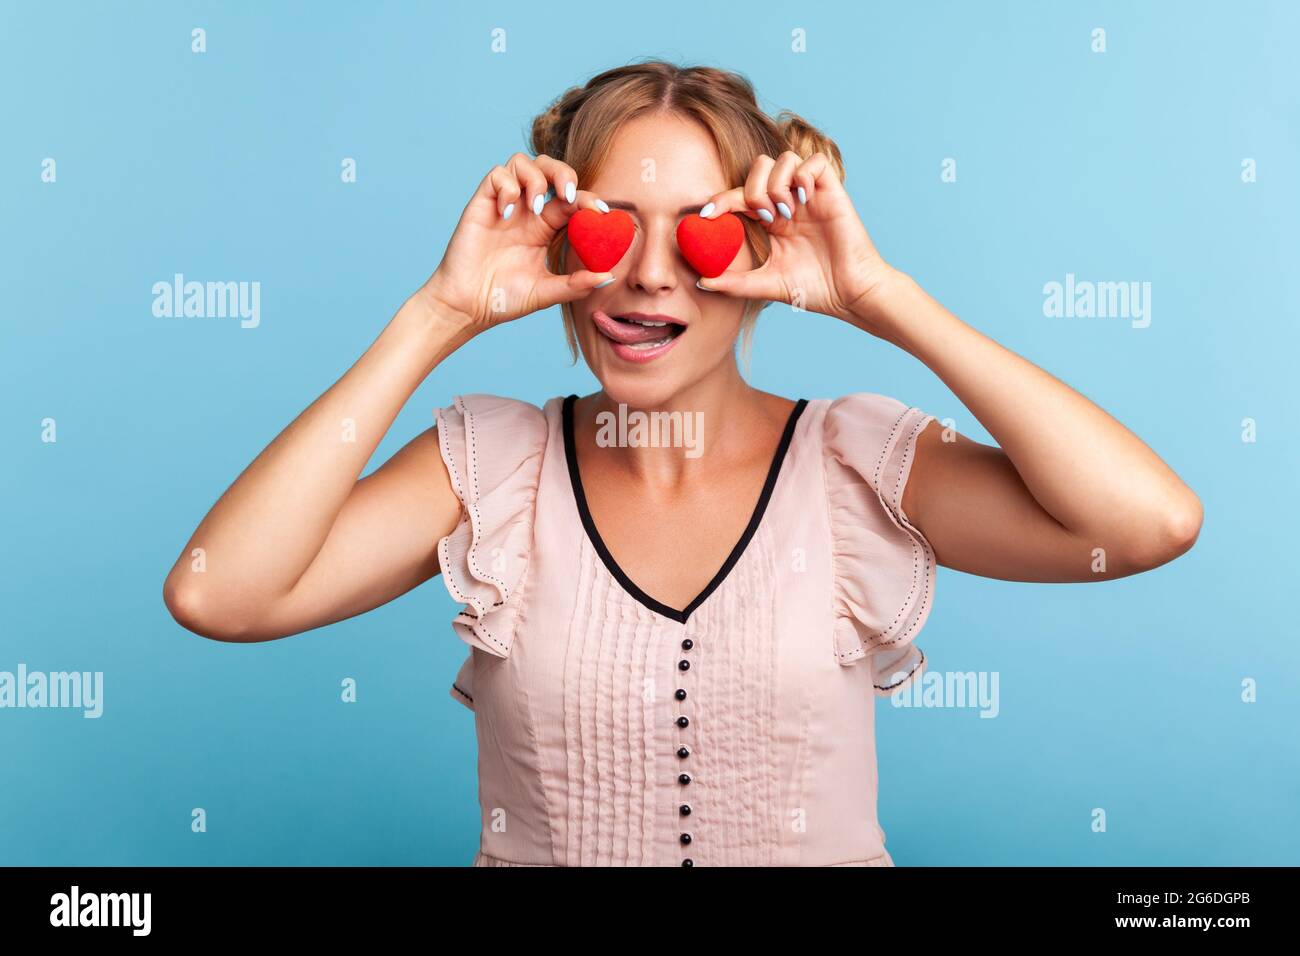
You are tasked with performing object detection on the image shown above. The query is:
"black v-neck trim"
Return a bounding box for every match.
[562,394,809,625]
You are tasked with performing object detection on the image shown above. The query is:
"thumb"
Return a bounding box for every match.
[695,266,784,302]
[535,269,616,307]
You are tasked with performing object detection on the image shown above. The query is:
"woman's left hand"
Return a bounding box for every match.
[695,151,897,330]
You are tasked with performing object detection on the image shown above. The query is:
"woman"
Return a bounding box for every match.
[163,62,1202,866]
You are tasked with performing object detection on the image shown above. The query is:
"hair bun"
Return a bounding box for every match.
[774,110,846,181]
[529,103,564,158]
[529,87,586,158]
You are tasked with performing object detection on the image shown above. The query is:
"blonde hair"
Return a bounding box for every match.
[529,60,846,366]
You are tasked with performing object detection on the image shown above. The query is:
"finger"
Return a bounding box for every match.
[533,267,616,308]
[698,186,761,221]
[479,164,522,219]
[793,152,833,206]
[534,154,579,208]
[743,154,778,225]
[767,151,802,222]
[695,262,785,302]
[540,188,607,231]
[506,152,550,217]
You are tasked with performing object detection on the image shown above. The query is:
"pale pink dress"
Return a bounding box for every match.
[435,391,937,867]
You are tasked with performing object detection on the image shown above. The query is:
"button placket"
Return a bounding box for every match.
[675,634,695,866]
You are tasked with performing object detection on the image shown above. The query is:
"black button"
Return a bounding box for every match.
[676,746,690,759]
[678,660,690,671]
[678,773,691,785]
[680,833,692,845]
[676,716,689,728]
[681,638,694,651]
[675,689,687,701]
[679,804,692,816]
[681,859,694,867]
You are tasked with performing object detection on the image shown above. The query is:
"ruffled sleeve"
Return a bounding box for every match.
[823,392,938,696]
[435,394,547,698]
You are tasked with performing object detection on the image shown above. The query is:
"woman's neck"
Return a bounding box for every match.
[576,363,792,489]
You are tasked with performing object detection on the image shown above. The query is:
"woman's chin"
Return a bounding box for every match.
[578,340,680,409]
[579,331,730,411]
[595,374,682,412]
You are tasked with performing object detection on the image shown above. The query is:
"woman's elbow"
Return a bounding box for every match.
[1167,491,1204,555]
[1122,490,1204,572]
[162,571,259,642]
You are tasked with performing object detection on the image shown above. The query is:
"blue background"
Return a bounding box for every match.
[3,0,1297,866]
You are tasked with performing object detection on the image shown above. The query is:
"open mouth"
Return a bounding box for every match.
[591,310,688,363]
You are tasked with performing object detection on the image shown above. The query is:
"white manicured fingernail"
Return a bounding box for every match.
[796,185,807,204]
[594,275,616,288]
[565,182,576,203]
[756,208,774,223]
[699,202,715,218]
[696,278,715,292]
[532,194,545,215]
[502,203,514,220]
[595,198,610,213]
[776,201,792,220]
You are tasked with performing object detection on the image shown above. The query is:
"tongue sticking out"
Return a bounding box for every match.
[592,310,683,346]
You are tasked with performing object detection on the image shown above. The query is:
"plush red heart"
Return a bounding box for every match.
[566,208,635,273]
[676,212,745,278]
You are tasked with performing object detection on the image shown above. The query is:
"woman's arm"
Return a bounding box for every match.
[860,271,1203,582]
[694,149,1202,582]
[162,295,471,641]
[164,153,615,641]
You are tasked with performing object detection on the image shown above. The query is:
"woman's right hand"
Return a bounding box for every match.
[419,153,614,334]
[166,155,616,644]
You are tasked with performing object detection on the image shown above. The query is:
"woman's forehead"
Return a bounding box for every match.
[587,113,731,204]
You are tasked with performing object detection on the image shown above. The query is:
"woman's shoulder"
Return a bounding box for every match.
[814,391,939,696]
[433,392,567,458]
[433,393,556,664]
[812,391,935,492]
[819,389,928,433]
[435,392,552,430]
[433,392,558,509]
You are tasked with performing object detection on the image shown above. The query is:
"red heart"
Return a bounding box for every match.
[566,208,635,273]
[676,213,745,278]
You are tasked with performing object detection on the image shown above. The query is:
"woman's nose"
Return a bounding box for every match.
[627,225,678,294]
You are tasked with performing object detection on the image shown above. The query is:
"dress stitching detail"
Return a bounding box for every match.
[818,400,845,665]
[436,397,525,647]
[435,403,493,612]
[874,648,926,690]
[461,401,510,595]
[869,413,934,650]
[857,416,930,655]
[832,406,934,661]
[455,611,509,654]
